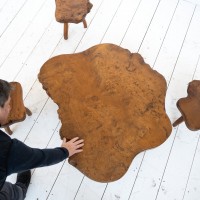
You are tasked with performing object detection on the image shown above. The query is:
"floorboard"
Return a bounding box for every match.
[1,0,200,199]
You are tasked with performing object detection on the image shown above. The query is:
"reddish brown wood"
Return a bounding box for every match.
[1,82,32,135]
[173,80,200,131]
[4,126,12,135]
[25,107,32,116]
[64,23,68,40]
[38,43,172,182]
[83,19,87,28]
[55,0,92,39]
[172,116,184,127]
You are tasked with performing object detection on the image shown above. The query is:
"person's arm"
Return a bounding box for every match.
[0,191,9,200]
[7,137,84,176]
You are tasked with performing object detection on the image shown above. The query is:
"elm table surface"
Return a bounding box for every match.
[38,43,172,182]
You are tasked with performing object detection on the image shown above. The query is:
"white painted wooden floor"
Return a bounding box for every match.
[1,0,200,199]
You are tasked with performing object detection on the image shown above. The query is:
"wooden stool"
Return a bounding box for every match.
[173,80,200,130]
[1,82,32,135]
[55,0,93,40]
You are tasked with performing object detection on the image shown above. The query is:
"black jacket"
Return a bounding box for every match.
[0,130,12,191]
[0,129,69,190]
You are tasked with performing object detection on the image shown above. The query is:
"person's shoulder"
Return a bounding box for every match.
[0,129,11,141]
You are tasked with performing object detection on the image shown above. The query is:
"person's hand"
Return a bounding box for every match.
[61,137,84,157]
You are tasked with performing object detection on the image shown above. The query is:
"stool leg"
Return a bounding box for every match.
[25,107,32,116]
[4,126,13,135]
[172,116,184,127]
[64,23,68,40]
[83,19,87,28]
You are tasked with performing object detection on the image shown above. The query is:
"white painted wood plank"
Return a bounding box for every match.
[155,128,199,200]
[0,0,56,143]
[24,99,59,148]
[129,3,200,200]
[183,133,200,200]
[154,7,200,200]
[74,177,106,200]
[10,80,49,142]
[163,4,198,122]
[180,56,200,200]
[183,0,200,5]
[0,0,8,10]
[76,0,122,52]
[193,55,200,80]
[139,0,179,66]
[153,1,195,84]
[25,124,64,200]
[14,20,63,96]
[128,129,177,200]
[127,3,191,193]
[45,129,86,200]
[47,164,84,200]
[0,0,47,67]
[0,0,27,37]
[120,0,160,52]
[102,154,145,200]
[0,0,54,82]
[8,20,63,192]
[101,0,142,45]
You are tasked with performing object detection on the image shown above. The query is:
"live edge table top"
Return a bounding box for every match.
[38,43,172,182]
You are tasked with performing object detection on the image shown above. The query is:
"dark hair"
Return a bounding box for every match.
[0,79,12,107]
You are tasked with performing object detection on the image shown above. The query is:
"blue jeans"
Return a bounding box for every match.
[0,182,26,200]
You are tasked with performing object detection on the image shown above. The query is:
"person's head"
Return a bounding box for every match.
[0,79,12,125]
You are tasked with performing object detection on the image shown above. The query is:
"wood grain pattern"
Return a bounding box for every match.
[55,0,93,23]
[4,82,26,126]
[38,43,172,182]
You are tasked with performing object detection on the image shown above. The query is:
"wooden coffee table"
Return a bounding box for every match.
[38,43,172,182]
[173,80,200,130]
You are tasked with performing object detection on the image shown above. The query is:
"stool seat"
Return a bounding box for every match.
[1,82,32,135]
[173,80,200,130]
[55,0,93,40]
